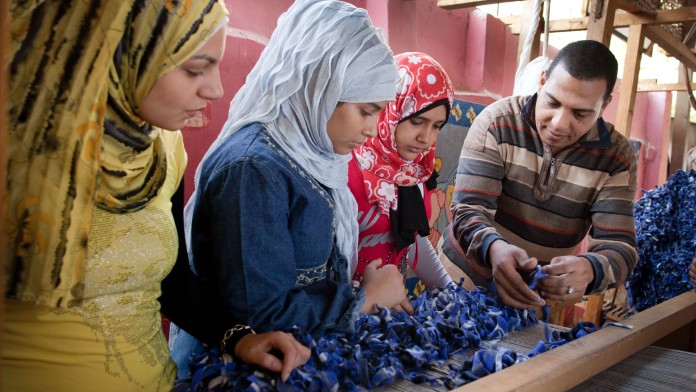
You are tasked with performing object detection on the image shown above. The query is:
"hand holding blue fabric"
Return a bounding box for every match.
[539,255,595,300]
[489,240,545,308]
[235,332,311,382]
[361,260,414,315]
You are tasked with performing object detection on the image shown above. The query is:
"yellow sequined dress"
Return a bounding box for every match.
[3,131,186,391]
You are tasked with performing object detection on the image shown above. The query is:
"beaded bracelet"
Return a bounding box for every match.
[220,324,256,357]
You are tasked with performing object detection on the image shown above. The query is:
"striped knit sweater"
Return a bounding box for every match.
[443,94,638,294]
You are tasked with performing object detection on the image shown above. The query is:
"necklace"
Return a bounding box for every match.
[358,246,395,265]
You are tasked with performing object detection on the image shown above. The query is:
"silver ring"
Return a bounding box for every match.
[566,286,574,295]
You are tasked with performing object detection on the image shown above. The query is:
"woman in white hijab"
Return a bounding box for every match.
[167,0,413,378]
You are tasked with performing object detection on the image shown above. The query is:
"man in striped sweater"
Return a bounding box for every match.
[442,40,638,309]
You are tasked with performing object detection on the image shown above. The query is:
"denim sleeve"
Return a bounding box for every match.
[191,157,361,336]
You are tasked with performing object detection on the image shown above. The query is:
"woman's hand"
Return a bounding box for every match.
[234,331,311,381]
[360,259,414,315]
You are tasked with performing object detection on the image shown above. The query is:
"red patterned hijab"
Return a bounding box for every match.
[355,52,454,215]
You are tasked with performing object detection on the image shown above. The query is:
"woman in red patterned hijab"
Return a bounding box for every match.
[349,52,454,290]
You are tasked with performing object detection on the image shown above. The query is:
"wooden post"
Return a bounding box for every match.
[615,24,645,137]
[1,0,9,384]
[586,0,616,45]
[669,64,692,175]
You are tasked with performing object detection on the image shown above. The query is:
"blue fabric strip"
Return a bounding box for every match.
[180,273,597,391]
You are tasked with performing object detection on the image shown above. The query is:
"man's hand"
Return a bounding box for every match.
[489,240,545,308]
[361,259,414,315]
[234,331,311,382]
[539,255,594,300]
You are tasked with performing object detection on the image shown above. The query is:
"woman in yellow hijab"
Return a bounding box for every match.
[4,1,307,389]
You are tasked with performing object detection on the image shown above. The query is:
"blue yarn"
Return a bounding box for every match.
[181,276,596,391]
[525,265,548,290]
[628,170,696,312]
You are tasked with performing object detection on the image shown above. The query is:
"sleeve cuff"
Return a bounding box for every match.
[580,254,603,294]
[335,288,365,334]
[221,324,256,357]
[481,233,506,267]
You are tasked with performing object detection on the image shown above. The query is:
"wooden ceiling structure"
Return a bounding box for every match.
[437,0,696,174]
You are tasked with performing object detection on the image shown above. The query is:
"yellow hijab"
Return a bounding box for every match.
[6,0,228,307]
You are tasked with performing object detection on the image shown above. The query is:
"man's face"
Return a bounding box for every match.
[535,64,612,155]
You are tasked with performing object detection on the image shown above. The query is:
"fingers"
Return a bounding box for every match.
[275,333,311,381]
[489,242,544,308]
[235,334,281,372]
[253,351,283,374]
[235,332,311,382]
[364,259,383,272]
[538,282,581,301]
[398,297,414,315]
[517,256,539,271]
[493,271,545,308]
[361,263,408,314]
[539,256,592,300]
[495,285,536,309]
[497,282,546,309]
[537,274,583,301]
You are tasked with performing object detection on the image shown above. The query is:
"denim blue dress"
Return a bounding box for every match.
[190,122,364,332]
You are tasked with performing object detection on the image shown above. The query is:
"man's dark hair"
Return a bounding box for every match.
[547,40,618,100]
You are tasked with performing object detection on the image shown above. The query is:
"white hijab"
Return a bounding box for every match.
[186,0,398,274]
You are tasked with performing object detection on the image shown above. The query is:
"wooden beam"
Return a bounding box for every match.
[501,7,696,35]
[615,6,694,27]
[451,290,696,391]
[436,0,661,13]
[613,0,651,15]
[1,0,9,384]
[645,24,696,71]
[586,0,617,45]
[615,24,645,137]
[437,0,522,10]
[502,15,588,34]
[637,81,696,92]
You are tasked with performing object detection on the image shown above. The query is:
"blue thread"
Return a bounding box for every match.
[523,266,554,343]
[525,265,547,290]
[603,321,633,329]
[181,279,596,391]
[628,170,696,312]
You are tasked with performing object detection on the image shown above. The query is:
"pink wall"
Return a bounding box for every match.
[621,93,648,195]
[182,0,497,200]
[382,2,472,93]
[182,0,292,200]
[595,87,672,193]
[181,0,672,201]
[642,92,672,189]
